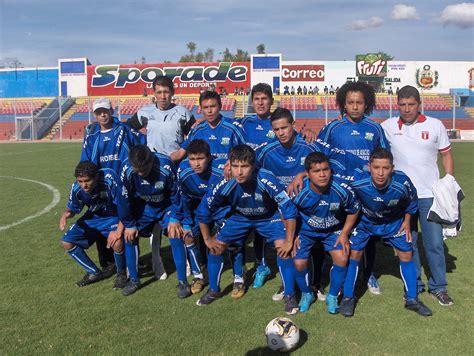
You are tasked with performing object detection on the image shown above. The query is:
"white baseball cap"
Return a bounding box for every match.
[93,98,112,112]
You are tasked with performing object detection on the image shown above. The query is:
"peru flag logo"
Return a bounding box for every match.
[421,131,429,140]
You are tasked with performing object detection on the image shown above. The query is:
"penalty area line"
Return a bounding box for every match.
[0,176,61,232]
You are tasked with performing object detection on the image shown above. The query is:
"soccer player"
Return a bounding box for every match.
[256,107,347,300]
[340,148,432,317]
[127,76,195,155]
[174,140,230,295]
[381,85,455,306]
[195,145,299,315]
[119,145,185,297]
[59,161,128,288]
[293,152,360,313]
[317,81,390,295]
[171,90,245,162]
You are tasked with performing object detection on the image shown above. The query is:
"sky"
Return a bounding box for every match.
[0,0,473,67]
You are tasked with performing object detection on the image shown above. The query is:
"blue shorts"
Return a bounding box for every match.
[134,205,171,235]
[294,230,343,260]
[216,213,286,247]
[62,215,118,249]
[349,223,412,252]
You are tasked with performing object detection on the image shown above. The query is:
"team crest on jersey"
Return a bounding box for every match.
[388,199,399,206]
[330,203,340,211]
[255,193,263,201]
[365,132,374,141]
[300,157,306,165]
[155,181,164,189]
[266,130,275,138]
[221,137,230,145]
[421,131,429,140]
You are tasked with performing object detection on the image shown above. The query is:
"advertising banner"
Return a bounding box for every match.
[281,65,325,82]
[87,62,251,96]
[356,53,390,77]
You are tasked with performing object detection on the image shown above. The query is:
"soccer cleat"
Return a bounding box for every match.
[299,292,316,313]
[231,282,246,299]
[312,285,327,301]
[190,278,207,294]
[326,294,339,314]
[177,281,192,299]
[272,285,285,302]
[186,260,192,277]
[367,275,382,295]
[155,272,168,281]
[122,280,141,296]
[102,263,116,279]
[252,266,271,289]
[196,289,222,306]
[76,271,106,287]
[113,271,128,290]
[284,295,299,315]
[429,290,454,306]
[340,297,356,317]
[405,299,433,316]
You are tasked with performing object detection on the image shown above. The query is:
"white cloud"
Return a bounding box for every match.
[391,4,419,20]
[350,16,383,30]
[440,3,474,28]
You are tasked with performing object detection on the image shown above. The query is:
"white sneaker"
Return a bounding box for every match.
[367,275,382,295]
[159,272,168,281]
[272,286,285,301]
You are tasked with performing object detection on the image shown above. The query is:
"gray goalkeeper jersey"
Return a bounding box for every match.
[133,104,195,155]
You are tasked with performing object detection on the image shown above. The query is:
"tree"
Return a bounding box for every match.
[186,42,197,55]
[256,44,265,54]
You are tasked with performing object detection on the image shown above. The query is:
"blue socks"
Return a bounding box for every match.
[343,259,360,298]
[186,242,203,278]
[329,264,347,296]
[400,260,417,300]
[231,247,245,279]
[295,268,312,294]
[208,253,224,292]
[277,256,295,296]
[124,241,140,282]
[67,246,99,274]
[113,250,126,273]
[169,237,187,283]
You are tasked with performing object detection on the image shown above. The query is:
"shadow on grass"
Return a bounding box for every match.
[245,329,308,355]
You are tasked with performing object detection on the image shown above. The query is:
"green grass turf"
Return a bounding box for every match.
[0,142,473,355]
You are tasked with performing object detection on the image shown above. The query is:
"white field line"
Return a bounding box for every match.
[0,176,61,231]
[0,146,76,157]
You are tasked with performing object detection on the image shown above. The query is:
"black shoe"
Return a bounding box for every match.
[405,299,433,316]
[177,281,192,299]
[76,271,106,287]
[340,297,356,317]
[429,290,454,306]
[196,289,222,306]
[122,280,141,296]
[113,271,128,289]
[102,263,116,278]
[284,294,299,315]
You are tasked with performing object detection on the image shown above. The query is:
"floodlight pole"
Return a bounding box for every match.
[88,97,91,124]
[293,94,296,120]
[421,90,424,114]
[452,95,456,130]
[59,97,63,141]
[325,94,328,125]
[389,94,393,118]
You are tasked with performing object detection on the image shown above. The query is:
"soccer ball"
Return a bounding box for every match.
[265,317,300,352]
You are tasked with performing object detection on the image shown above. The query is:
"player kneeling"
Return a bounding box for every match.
[59,161,128,288]
[293,152,360,313]
[195,144,299,314]
[340,148,432,317]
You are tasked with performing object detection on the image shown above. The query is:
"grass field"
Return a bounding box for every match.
[0,142,473,355]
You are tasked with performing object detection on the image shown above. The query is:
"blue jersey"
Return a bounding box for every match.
[293,177,360,236]
[233,115,276,150]
[120,152,178,227]
[81,118,145,173]
[350,169,418,235]
[66,168,130,223]
[175,158,227,228]
[181,116,245,160]
[256,135,347,187]
[196,168,298,224]
[317,115,389,170]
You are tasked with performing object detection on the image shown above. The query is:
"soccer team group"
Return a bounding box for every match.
[59,76,455,318]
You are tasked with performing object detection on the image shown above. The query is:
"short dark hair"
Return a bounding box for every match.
[397,85,421,104]
[304,152,330,171]
[251,83,273,101]
[369,147,393,164]
[75,161,98,178]
[129,145,154,169]
[229,144,255,165]
[199,90,222,107]
[186,139,211,157]
[270,107,294,124]
[336,81,376,115]
[152,76,174,92]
